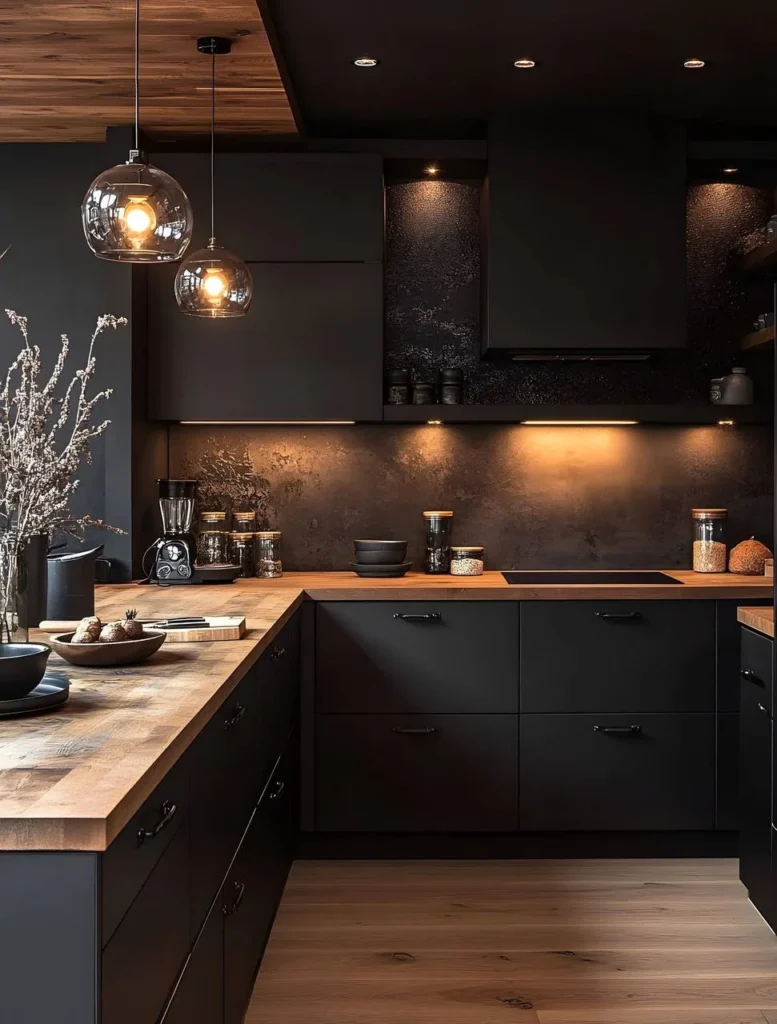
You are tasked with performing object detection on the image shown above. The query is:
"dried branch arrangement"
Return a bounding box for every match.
[0,310,127,641]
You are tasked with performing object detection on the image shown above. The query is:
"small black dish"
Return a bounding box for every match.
[0,643,51,700]
[0,674,69,717]
[350,561,412,578]
[353,540,408,566]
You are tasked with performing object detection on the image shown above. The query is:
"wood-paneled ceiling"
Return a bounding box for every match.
[0,1,297,142]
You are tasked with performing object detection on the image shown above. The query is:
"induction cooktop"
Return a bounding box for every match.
[501,571,683,585]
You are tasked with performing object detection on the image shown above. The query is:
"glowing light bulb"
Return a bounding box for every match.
[202,269,228,299]
[123,199,156,236]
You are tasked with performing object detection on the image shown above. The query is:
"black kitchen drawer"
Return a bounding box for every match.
[520,601,715,713]
[223,750,294,1024]
[519,713,715,831]
[741,626,773,715]
[161,897,224,1024]
[101,750,190,946]
[102,820,190,1024]
[740,663,773,907]
[315,714,519,831]
[255,616,299,781]
[316,602,519,714]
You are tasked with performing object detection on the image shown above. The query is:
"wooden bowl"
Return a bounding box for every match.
[49,629,166,667]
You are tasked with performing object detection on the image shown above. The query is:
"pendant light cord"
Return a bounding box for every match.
[210,47,216,241]
[134,0,140,152]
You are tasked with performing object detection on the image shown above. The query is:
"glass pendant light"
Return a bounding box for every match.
[174,37,253,318]
[81,0,193,262]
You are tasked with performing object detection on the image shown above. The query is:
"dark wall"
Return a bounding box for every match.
[384,178,775,404]
[0,136,151,579]
[169,423,773,570]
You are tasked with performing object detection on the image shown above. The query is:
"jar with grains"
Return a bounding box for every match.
[233,510,256,532]
[423,510,453,574]
[229,532,255,578]
[450,546,484,576]
[197,511,228,565]
[692,508,727,573]
[255,531,283,579]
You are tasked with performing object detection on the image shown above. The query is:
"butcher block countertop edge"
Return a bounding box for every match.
[738,605,775,638]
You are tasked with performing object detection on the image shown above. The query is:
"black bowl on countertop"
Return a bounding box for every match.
[353,540,408,565]
[0,643,52,700]
[350,561,412,578]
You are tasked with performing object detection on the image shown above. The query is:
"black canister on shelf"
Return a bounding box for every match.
[423,510,454,574]
[412,381,436,405]
[385,369,410,405]
[441,367,463,405]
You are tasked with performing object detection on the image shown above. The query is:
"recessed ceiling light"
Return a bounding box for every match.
[513,58,536,68]
[353,56,379,67]
[425,164,440,176]
[683,58,705,68]
[717,419,736,426]
[722,167,739,174]
[427,419,443,425]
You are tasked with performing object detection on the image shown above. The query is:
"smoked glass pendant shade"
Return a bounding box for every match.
[174,240,253,317]
[82,158,194,262]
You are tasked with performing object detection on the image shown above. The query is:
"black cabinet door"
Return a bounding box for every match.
[485,116,686,353]
[316,602,519,713]
[148,262,383,422]
[154,153,384,261]
[315,714,519,831]
[223,751,294,1024]
[740,645,773,907]
[102,821,190,1024]
[520,601,715,713]
[519,713,715,831]
[161,900,223,1024]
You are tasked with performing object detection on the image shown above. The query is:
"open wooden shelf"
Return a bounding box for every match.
[382,404,773,424]
[741,236,777,274]
[741,325,775,350]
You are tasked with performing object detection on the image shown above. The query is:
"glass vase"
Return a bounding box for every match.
[0,531,27,644]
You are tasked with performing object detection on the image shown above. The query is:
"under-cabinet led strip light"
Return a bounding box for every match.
[178,420,356,425]
[521,420,639,426]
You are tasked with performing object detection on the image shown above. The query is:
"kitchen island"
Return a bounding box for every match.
[0,570,772,1024]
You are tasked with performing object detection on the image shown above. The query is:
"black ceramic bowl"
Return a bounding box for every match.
[353,540,408,565]
[0,643,51,700]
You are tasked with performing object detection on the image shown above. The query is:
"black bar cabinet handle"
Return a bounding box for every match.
[137,800,177,846]
[270,646,286,662]
[593,725,642,736]
[392,726,438,735]
[222,880,246,917]
[741,669,765,687]
[757,702,771,719]
[224,703,246,729]
[393,613,442,622]
[269,779,286,800]
[595,612,642,622]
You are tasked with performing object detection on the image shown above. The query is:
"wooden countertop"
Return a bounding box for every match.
[0,569,771,852]
[738,605,775,638]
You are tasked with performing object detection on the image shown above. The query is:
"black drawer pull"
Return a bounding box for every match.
[393,613,442,622]
[392,726,438,735]
[758,702,771,719]
[595,612,642,622]
[222,880,246,917]
[593,725,642,736]
[136,800,177,846]
[270,646,286,661]
[269,779,285,800]
[224,702,246,729]
[741,669,766,687]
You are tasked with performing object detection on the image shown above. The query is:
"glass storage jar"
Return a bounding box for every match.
[197,512,228,565]
[450,546,484,576]
[692,508,727,573]
[229,532,255,577]
[255,531,283,578]
[233,510,256,532]
[423,510,453,574]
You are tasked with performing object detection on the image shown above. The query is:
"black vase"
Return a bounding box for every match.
[16,533,48,631]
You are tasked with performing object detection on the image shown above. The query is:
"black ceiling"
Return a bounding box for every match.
[263,0,777,138]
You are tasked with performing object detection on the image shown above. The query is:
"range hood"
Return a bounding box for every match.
[482,116,687,358]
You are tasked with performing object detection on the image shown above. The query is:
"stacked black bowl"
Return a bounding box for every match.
[350,540,411,578]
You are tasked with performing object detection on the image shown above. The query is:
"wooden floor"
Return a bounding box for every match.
[246,859,777,1024]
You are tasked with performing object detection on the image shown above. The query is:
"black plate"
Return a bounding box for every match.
[350,561,412,578]
[0,673,70,717]
[501,571,684,585]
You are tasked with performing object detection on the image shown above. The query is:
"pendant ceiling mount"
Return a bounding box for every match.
[175,37,253,318]
[81,0,193,262]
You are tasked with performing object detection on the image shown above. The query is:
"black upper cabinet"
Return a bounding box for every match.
[148,262,383,421]
[484,116,687,353]
[153,153,384,262]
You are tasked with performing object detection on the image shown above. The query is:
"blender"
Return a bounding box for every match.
[148,479,197,584]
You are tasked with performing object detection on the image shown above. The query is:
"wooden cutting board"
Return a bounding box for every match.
[39,616,247,642]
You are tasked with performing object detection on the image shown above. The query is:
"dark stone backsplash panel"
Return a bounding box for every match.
[384,179,774,404]
[169,424,773,571]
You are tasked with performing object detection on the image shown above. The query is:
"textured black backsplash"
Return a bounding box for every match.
[384,179,774,404]
[169,424,773,571]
